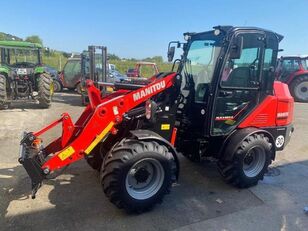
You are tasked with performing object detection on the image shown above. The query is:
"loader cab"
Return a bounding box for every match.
[175,26,281,139]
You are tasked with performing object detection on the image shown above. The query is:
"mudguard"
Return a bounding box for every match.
[220,127,276,161]
[130,129,180,179]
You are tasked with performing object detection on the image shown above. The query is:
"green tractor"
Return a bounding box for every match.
[0,41,53,109]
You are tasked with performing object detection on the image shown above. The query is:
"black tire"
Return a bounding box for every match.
[290,75,308,102]
[0,74,8,110]
[85,127,128,171]
[38,73,52,108]
[76,83,82,94]
[53,79,63,92]
[181,149,201,162]
[101,139,176,213]
[217,133,272,188]
[85,143,107,171]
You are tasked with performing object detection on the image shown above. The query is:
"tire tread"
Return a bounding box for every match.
[101,139,175,212]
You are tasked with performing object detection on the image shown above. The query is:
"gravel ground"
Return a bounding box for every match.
[0,92,307,231]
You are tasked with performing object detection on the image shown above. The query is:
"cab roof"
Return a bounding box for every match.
[0,40,42,49]
[188,25,284,42]
[216,26,283,41]
[280,55,308,59]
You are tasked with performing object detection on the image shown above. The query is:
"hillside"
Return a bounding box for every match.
[0,32,22,41]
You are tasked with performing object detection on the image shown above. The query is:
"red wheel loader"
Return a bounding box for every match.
[19,26,294,213]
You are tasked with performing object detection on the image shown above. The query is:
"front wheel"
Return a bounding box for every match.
[218,133,272,188]
[101,139,176,213]
[290,75,308,102]
[38,73,53,108]
[0,74,8,109]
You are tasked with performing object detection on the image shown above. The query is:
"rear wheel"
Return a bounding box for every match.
[101,139,176,212]
[76,83,82,94]
[38,73,53,108]
[53,79,63,92]
[218,133,272,188]
[290,75,308,102]
[0,74,8,110]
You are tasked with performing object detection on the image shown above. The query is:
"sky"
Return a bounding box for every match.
[1,0,308,59]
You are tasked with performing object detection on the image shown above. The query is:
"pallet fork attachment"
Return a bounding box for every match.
[18,74,177,198]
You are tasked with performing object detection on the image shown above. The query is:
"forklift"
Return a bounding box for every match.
[80,45,109,105]
[19,26,294,213]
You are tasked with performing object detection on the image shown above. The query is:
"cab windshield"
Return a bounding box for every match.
[64,59,81,81]
[1,48,40,67]
[183,32,223,101]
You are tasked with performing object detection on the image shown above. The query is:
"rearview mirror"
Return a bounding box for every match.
[229,36,243,59]
[167,46,175,62]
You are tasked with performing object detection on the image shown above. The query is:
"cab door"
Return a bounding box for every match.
[211,32,266,136]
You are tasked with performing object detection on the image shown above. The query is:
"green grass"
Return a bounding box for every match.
[110,60,174,77]
[42,52,68,71]
[42,53,175,77]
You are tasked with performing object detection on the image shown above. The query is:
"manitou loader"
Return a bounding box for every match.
[19,26,294,212]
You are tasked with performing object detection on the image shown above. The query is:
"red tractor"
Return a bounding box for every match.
[276,56,308,102]
[19,26,294,213]
[126,61,159,77]
[60,56,82,93]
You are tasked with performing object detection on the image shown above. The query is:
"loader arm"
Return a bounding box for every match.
[19,72,177,197]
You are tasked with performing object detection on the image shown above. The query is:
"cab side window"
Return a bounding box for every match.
[221,34,262,89]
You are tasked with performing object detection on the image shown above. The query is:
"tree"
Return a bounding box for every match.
[0,33,6,40]
[143,56,164,63]
[108,53,121,60]
[25,35,43,45]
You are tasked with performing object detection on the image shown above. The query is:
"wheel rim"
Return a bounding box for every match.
[243,146,266,178]
[53,81,60,92]
[294,81,308,101]
[125,158,165,200]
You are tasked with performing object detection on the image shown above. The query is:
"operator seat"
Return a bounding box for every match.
[223,67,250,88]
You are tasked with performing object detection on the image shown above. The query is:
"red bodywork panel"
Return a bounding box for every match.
[283,69,308,85]
[239,81,294,128]
[33,73,177,171]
